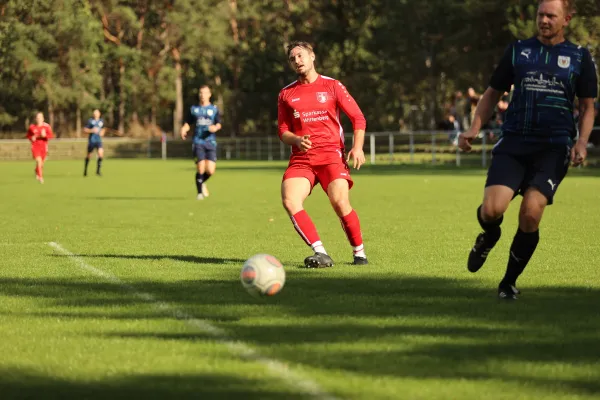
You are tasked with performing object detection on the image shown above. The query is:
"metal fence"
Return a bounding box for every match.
[2,129,600,166]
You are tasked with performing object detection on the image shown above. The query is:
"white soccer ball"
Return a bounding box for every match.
[240,254,286,297]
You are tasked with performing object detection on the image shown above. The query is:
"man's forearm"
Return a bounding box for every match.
[470,88,503,132]
[352,129,365,149]
[280,131,299,146]
[577,105,595,144]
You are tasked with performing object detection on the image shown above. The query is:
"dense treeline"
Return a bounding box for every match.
[0,0,598,137]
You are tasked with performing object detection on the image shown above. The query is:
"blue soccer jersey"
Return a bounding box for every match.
[185,104,221,144]
[490,37,597,143]
[85,118,105,144]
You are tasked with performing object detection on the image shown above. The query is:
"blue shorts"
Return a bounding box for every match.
[193,141,217,162]
[87,142,103,153]
[485,137,571,205]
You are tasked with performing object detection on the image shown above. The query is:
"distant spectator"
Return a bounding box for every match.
[453,91,468,130]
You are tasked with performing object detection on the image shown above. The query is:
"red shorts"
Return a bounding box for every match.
[283,160,353,193]
[31,142,48,160]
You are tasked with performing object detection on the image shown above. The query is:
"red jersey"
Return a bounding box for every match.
[278,75,366,164]
[27,123,54,143]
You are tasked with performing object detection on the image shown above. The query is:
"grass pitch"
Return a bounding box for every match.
[1,159,599,399]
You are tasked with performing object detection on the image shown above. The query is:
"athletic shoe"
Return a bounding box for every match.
[196,193,205,200]
[498,283,518,300]
[352,256,369,265]
[467,232,499,273]
[304,252,334,268]
[201,183,210,197]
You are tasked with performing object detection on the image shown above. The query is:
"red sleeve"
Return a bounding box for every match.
[334,81,366,130]
[277,91,293,139]
[26,125,35,141]
[46,124,54,139]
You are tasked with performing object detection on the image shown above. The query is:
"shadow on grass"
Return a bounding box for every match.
[214,162,600,177]
[1,275,599,397]
[0,368,306,400]
[87,196,185,201]
[51,254,246,265]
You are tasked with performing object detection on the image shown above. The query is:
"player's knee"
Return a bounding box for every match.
[330,198,351,217]
[282,196,301,215]
[519,207,543,231]
[481,201,506,221]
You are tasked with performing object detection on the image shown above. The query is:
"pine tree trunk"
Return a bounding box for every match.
[76,104,81,138]
[173,48,183,138]
[118,58,125,134]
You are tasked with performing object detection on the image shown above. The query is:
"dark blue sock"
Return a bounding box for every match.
[502,229,539,286]
[477,205,502,242]
[195,172,203,194]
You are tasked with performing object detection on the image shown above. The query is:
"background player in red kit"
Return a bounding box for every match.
[278,41,368,268]
[26,112,54,184]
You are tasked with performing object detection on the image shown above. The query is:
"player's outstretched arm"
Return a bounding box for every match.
[458,87,503,152]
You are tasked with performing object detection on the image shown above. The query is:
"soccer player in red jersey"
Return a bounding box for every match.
[26,112,54,184]
[278,41,368,268]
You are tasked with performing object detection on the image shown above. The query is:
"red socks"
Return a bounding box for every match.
[340,210,363,247]
[290,210,321,246]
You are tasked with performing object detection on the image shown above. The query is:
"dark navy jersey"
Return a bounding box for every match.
[490,37,597,143]
[85,118,105,144]
[185,104,221,144]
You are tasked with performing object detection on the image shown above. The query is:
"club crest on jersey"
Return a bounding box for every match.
[316,92,328,103]
[558,55,570,68]
[207,109,214,116]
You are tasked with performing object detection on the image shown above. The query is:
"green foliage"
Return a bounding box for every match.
[0,0,597,135]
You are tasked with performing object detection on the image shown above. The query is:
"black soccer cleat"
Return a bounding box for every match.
[467,232,499,273]
[304,252,334,268]
[352,256,368,265]
[498,283,518,300]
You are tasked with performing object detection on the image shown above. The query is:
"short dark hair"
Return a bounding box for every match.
[286,41,314,58]
[199,85,211,91]
[538,0,575,15]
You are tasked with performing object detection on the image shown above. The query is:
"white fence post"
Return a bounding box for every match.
[161,133,167,160]
[389,133,394,164]
[370,133,375,165]
[409,131,415,164]
[431,132,436,165]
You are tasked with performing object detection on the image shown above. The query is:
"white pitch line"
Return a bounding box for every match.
[48,242,337,400]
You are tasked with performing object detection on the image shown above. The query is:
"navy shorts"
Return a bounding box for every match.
[485,137,571,205]
[193,141,217,162]
[87,142,103,153]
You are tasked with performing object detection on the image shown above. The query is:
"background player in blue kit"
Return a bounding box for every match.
[458,0,597,300]
[180,85,222,200]
[83,109,106,177]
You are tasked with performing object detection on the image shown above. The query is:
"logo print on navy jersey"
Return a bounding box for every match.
[521,48,531,59]
[558,55,571,68]
[207,109,214,116]
[316,92,328,103]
